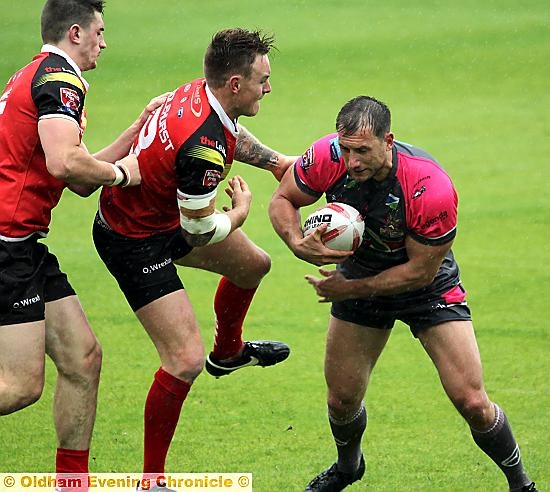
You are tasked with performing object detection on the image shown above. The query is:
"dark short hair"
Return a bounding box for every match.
[336,96,391,139]
[204,28,275,88]
[41,0,105,44]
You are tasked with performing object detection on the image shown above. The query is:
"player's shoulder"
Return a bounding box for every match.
[301,132,341,170]
[396,141,453,187]
[32,52,85,91]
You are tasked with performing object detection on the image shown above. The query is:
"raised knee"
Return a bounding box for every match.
[249,250,271,280]
[0,374,44,415]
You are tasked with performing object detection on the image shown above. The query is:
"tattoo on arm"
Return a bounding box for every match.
[235,124,279,169]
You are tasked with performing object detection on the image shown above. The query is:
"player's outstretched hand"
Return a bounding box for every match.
[293,223,353,266]
[304,268,354,302]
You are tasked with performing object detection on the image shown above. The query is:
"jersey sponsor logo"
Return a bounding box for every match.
[329,137,341,162]
[200,135,226,157]
[412,185,426,199]
[420,210,448,230]
[300,146,315,174]
[202,169,222,187]
[191,84,203,118]
[158,92,176,151]
[60,87,80,111]
[413,175,431,188]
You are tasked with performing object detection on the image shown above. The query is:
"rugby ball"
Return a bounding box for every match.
[303,202,364,251]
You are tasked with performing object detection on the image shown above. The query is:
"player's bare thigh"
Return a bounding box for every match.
[325,316,391,415]
[175,228,270,288]
[45,295,100,373]
[417,320,494,424]
[135,290,204,381]
[0,320,46,413]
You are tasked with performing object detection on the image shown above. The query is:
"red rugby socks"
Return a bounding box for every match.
[212,276,257,360]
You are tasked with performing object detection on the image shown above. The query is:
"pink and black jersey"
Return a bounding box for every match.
[295,133,461,301]
[0,45,88,239]
[99,78,237,238]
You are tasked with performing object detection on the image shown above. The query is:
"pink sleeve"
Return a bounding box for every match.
[400,156,458,244]
[295,133,347,195]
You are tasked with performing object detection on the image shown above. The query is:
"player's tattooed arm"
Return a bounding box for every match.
[235,124,297,181]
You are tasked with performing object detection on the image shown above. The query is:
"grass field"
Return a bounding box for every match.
[1,1,549,490]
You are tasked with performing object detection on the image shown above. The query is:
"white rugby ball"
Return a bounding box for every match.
[303,202,364,251]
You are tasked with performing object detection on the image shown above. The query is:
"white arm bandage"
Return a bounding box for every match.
[177,189,232,245]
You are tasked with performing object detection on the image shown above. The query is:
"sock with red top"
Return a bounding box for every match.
[212,276,257,360]
[143,367,191,475]
[56,448,89,491]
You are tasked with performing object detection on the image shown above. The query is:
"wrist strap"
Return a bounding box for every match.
[110,164,125,186]
[110,162,130,187]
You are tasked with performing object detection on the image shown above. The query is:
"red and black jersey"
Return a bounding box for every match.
[99,78,238,238]
[0,45,88,239]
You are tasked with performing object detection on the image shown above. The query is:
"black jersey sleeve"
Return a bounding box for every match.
[31,56,86,124]
[175,114,229,197]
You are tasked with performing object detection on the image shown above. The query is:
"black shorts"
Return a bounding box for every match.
[0,236,75,325]
[331,284,472,337]
[92,213,193,312]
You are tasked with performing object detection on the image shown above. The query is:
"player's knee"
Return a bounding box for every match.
[168,349,205,383]
[245,249,271,283]
[452,390,491,424]
[228,249,271,288]
[56,338,102,387]
[327,391,362,415]
[0,373,44,415]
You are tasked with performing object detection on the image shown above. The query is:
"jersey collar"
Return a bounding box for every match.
[204,84,238,137]
[40,44,90,91]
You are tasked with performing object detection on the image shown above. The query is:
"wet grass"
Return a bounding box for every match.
[1,1,549,490]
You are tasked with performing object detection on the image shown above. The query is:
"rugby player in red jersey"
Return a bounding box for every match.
[93,28,293,488]
[269,96,537,492]
[0,0,166,487]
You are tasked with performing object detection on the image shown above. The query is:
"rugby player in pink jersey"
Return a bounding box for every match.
[269,96,537,492]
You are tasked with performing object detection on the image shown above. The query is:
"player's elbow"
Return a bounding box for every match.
[46,157,72,181]
[180,213,232,247]
[411,269,438,290]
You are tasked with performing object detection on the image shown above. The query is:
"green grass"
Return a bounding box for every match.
[1,1,549,490]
